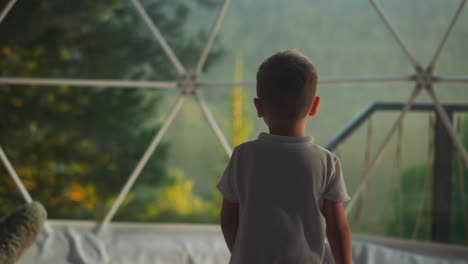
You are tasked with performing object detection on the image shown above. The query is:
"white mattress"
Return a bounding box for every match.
[17,220,468,264]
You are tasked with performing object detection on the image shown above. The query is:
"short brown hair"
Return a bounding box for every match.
[256,49,318,121]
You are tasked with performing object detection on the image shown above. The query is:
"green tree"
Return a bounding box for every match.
[0,0,222,220]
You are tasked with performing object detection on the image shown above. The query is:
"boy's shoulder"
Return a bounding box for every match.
[233,138,338,161]
[311,144,339,159]
[231,140,257,154]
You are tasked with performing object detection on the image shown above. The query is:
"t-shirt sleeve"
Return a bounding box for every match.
[216,147,239,203]
[323,156,350,203]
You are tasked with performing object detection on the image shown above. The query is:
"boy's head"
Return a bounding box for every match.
[255,49,319,124]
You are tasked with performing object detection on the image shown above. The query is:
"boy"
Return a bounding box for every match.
[217,50,352,264]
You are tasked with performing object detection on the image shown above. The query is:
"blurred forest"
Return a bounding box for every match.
[1,0,467,245]
[0,0,224,221]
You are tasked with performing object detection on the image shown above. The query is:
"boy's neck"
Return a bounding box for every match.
[268,120,307,137]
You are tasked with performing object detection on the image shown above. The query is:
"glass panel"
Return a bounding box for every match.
[1,0,467,248]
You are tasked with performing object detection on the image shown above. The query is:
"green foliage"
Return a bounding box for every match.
[385,116,468,245]
[117,168,218,223]
[1,82,173,218]
[450,116,468,245]
[0,0,223,220]
[385,163,432,240]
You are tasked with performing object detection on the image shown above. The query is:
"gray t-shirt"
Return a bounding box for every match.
[217,132,350,264]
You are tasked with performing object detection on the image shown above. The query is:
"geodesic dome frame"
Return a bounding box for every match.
[0,0,467,235]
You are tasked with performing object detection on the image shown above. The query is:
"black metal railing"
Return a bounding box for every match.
[325,101,468,243]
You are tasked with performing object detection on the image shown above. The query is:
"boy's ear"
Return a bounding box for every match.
[308,96,321,117]
[253,98,264,117]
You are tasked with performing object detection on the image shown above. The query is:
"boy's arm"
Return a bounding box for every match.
[323,199,352,264]
[220,198,239,253]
